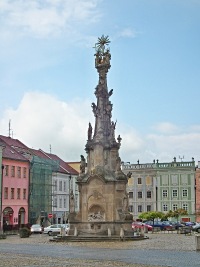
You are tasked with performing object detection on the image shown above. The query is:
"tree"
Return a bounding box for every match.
[165,209,188,223]
[138,211,165,225]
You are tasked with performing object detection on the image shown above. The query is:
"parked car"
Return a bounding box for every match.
[145,221,173,231]
[169,221,184,230]
[192,223,200,233]
[43,224,69,236]
[143,223,153,231]
[132,222,144,230]
[30,224,43,234]
[183,222,195,227]
[132,222,153,231]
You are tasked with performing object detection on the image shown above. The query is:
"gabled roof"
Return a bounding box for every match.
[0,135,79,175]
[31,149,79,176]
[0,135,29,149]
[0,135,33,161]
[0,140,29,162]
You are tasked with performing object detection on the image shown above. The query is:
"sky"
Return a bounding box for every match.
[0,0,200,165]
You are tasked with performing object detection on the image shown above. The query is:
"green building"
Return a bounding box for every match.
[122,157,196,222]
[29,156,59,225]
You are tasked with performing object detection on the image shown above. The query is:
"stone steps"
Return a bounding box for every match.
[50,235,149,242]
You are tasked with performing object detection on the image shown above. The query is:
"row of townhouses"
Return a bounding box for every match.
[0,134,200,231]
[122,158,200,222]
[0,135,79,231]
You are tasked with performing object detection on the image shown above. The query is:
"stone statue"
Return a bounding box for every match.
[69,190,75,213]
[110,121,116,138]
[80,155,86,174]
[116,156,121,172]
[127,172,132,178]
[123,194,128,212]
[91,102,97,116]
[88,122,92,140]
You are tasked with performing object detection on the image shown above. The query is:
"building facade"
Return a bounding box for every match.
[31,149,79,226]
[125,162,157,218]
[1,141,30,230]
[122,158,196,222]
[0,135,79,228]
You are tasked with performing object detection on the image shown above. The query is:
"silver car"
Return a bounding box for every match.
[43,224,69,236]
[30,224,43,234]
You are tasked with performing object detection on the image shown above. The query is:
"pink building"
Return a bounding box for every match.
[0,137,30,230]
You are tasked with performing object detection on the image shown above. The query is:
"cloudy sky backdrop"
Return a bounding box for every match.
[0,0,200,164]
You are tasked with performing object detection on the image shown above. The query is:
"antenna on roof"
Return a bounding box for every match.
[179,155,184,162]
[50,144,51,154]
[8,119,12,137]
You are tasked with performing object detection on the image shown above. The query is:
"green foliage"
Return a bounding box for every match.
[138,211,165,221]
[165,209,188,221]
[19,227,31,238]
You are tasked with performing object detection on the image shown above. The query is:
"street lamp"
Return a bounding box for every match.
[68,175,71,216]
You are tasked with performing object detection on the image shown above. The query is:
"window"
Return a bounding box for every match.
[17,167,21,178]
[59,198,62,208]
[23,189,26,199]
[162,190,168,198]
[163,204,168,211]
[173,204,178,211]
[23,167,27,178]
[182,189,188,197]
[138,191,142,198]
[172,189,178,198]
[54,198,57,208]
[11,188,14,199]
[138,205,142,212]
[183,204,188,211]
[147,191,151,198]
[59,181,62,191]
[129,192,133,198]
[4,187,8,199]
[138,177,142,184]
[11,166,15,177]
[64,181,66,192]
[17,188,20,199]
[54,180,57,191]
[129,205,133,212]
[147,205,151,212]
[5,165,9,176]
[64,198,66,208]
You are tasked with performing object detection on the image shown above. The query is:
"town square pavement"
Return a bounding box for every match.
[0,232,200,267]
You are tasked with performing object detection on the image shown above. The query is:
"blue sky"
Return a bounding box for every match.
[0,0,200,164]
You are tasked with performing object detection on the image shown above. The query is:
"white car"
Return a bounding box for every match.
[43,224,69,236]
[30,224,43,234]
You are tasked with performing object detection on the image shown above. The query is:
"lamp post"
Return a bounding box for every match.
[68,175,71,220]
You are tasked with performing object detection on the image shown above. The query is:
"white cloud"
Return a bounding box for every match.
[153,122,179,134]
[0,91,199,164]
[0,92,94,160]
[118,28,138,38]
[0,0,101,38]
[147,132,200,163]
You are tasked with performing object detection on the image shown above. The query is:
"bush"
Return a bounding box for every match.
[19,227,31,238]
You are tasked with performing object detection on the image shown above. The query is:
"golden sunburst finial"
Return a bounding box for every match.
[94,35,110,54]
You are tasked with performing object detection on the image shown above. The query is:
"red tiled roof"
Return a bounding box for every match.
[0,135,79,175]
[1,141,29,162]
[0,135,29,149]
[0,136,33,161]
[30,149,79,175]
